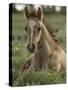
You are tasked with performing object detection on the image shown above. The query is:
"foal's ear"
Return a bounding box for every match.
[24,7,30,19]
[37,7,43,20]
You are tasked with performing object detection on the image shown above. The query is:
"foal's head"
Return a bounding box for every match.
[24,7,43,52]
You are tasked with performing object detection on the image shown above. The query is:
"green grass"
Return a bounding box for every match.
[12,12,66,86]
[12,70,66,86]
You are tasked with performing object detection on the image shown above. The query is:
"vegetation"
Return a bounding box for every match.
[12,12,66,86]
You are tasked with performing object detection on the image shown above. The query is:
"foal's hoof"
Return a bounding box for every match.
[20,64,25,72]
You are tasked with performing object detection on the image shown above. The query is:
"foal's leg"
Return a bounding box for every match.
[51,53,61,72]
[20,54,34,71]
[52,61,61,72]
[41,58,49,70]
[42,63,48,70]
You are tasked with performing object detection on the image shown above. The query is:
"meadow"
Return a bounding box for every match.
[12,12,66,86]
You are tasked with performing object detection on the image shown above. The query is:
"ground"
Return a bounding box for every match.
[12,12,66,86]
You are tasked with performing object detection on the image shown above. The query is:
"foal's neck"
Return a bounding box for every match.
[41,22,58,51]
[36,31,51,58]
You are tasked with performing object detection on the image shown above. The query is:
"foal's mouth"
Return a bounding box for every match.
[28,48,35,53]
[27,44,35,53]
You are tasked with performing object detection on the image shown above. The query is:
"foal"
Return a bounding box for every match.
[21,7,66,72]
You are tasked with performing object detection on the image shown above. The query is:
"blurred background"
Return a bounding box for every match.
[12,3,66,14]
[11,4,66,86]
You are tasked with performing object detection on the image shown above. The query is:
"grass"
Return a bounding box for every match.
[12,70,66,86]
[12,12,66,86]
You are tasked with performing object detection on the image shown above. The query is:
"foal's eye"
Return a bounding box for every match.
[38,27,41,32]
[25,26,27,31]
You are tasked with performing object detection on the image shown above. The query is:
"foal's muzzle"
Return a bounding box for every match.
[27,43,35,53]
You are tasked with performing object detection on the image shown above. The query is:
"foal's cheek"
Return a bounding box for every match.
[37,31,41,42]
[36,34,40,43]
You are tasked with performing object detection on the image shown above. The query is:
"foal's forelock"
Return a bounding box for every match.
[29,20,36,31]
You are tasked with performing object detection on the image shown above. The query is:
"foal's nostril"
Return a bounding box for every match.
[27,44,29,49]
[32,43,35,50]
[27,43,35,53]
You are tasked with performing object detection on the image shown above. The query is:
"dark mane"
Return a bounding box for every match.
[28,10,37,17]
[43,19,58,42]
[26,7,37,18]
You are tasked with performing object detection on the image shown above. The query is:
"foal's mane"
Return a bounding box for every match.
[41,23,60,51]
